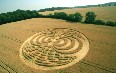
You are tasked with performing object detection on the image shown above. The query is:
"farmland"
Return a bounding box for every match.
[0,18,116,73]
[39,6,116,22]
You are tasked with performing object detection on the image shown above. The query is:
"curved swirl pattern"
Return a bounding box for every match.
[20,28,89,70]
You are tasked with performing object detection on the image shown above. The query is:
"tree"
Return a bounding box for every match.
[98,4,101,7]
[47,13,54,18]
[84,12,96,24]
[73,12,83,22]
[54,12,68,20]
[67,12,83,22]
[94,20,106,25]
[106,21,116,27]
[0,9,43,25]
[114,4,116,6]
[67,14,75,21]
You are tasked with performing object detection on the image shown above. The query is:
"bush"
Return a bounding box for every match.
[106,21,116,27]
[73,12,83,22]
[54,12,68,20]
[84,12,96,24]
[67,14,75,21]
[67,12,83,22]
[94,20,106,25]
[46,13,54,18]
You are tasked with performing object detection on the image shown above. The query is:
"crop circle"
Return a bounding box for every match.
[20,28,89,70]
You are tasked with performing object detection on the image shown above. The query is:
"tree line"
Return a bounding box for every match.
[0,9,42,25]
[38,7,72,12]
[45,12,116,27]
[0,9,116,27]
[45,12,83,22]
[75,2,116,8]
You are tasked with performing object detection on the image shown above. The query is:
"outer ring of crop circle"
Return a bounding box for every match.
[19,28,89,70]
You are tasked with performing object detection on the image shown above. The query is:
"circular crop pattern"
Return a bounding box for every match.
[20,28,89,70]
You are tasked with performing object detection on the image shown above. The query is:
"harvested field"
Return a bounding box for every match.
[0,18,116,73]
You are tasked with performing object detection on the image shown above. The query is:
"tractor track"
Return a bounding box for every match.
[80,60,116,73]
[0,34,23,44]
[0,61,17,73]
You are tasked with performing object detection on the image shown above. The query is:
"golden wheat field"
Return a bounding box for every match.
[39,6,116,22]
[0,18,116,73]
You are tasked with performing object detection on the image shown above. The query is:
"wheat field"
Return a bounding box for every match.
[39,6,116,22]
[0,18,116,73]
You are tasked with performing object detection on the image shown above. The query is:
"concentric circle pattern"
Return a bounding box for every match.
[20,28,89,70]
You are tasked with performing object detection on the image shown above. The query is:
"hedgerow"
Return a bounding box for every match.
[0,10,115,27]
[0,9,42,25]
